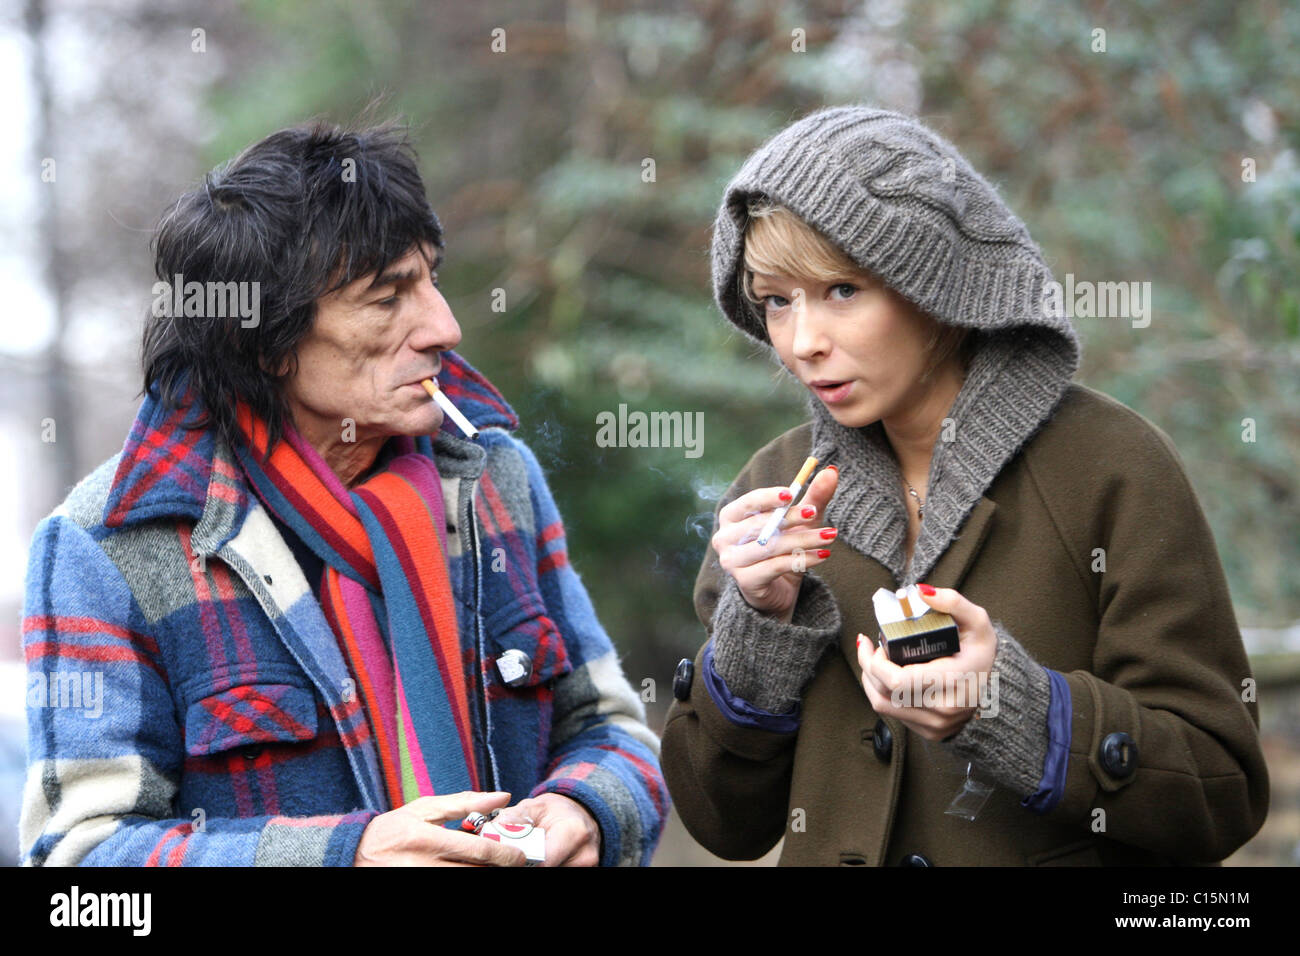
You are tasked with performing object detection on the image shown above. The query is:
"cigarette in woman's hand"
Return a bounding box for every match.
[421,378,479,439]
[756,446,835,546]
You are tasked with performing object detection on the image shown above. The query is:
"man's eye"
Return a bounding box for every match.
[377,295,398,307]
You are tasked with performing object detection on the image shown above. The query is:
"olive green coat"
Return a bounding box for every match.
[662,384,1269,866]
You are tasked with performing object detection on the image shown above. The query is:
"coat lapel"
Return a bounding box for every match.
[925,495,998,592]
[817,543,895,683]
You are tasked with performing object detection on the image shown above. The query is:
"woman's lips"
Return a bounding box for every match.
[810,380,853,404]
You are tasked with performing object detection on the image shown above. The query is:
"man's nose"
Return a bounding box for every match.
[409,279,462,353]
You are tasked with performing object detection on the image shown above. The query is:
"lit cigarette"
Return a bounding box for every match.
[421,378,479,439]
[756,452,824,546]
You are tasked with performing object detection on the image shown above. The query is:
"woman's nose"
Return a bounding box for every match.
[790,303,830,360]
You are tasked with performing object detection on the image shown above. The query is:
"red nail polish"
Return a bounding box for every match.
[778,490,792,502]
[801,506,816,518]
[817,548,831,559]
[826,465,839,475]
[918,583,936,596]
[856,635,861,647]
[819,528,837,540]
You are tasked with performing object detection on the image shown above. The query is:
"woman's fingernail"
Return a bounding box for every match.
[816,549,831,559]
[801,506,816,518]
[918,583,936,596]
[819,528,837,540]
[856,635,862,647]
[778,490,793,502]
[826,464,839,475]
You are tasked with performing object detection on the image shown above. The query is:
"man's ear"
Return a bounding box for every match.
[259,352,294,379]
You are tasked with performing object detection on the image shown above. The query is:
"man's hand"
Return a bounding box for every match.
[353,790,527,867]
[856,585,998,742]
[509,793,602,867]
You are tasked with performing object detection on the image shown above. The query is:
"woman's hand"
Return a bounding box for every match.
[856,585,998,741]
[711,466,839,622]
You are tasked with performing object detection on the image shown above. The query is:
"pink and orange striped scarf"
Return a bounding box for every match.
[232,403,478,807]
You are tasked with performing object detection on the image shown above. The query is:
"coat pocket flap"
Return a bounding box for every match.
[184,682,319,757]
[481,591,572,687]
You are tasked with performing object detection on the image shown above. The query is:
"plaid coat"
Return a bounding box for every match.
[20,351,667,866]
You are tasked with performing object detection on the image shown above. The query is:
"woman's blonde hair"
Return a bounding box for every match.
[740,201,975,382]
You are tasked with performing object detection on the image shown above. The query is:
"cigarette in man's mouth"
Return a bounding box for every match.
[756,445,836,546]
[420,378,479,440]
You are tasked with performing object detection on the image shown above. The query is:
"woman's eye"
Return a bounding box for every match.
[830,283,858,300]
[763,294,790,310]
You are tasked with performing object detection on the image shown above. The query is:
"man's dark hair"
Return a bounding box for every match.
[142,118,443,454]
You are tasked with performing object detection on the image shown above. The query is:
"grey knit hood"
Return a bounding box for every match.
[709,105,1083,585]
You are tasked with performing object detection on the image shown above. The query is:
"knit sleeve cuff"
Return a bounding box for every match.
[942,623,1051,799]
[708,574,842,714]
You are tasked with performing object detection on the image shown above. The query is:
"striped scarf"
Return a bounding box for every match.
[232,402,478,807]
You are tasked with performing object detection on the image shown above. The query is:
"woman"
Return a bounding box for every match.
[661,106,1268,865]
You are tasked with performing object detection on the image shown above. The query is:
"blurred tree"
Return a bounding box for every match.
[25,0,78,493]
[6,0,235,490]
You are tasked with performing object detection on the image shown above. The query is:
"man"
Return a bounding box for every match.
[20,120,667,866]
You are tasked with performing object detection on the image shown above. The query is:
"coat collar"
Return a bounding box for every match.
[102,349,518,533]
[810,327,1078,586]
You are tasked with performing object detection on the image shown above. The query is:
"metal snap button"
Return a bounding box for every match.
[496,649,533,687]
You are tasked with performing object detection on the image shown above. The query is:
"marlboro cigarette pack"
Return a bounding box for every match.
[872,585,960,665]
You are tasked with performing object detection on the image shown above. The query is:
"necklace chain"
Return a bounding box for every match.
[903,477,925,519]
